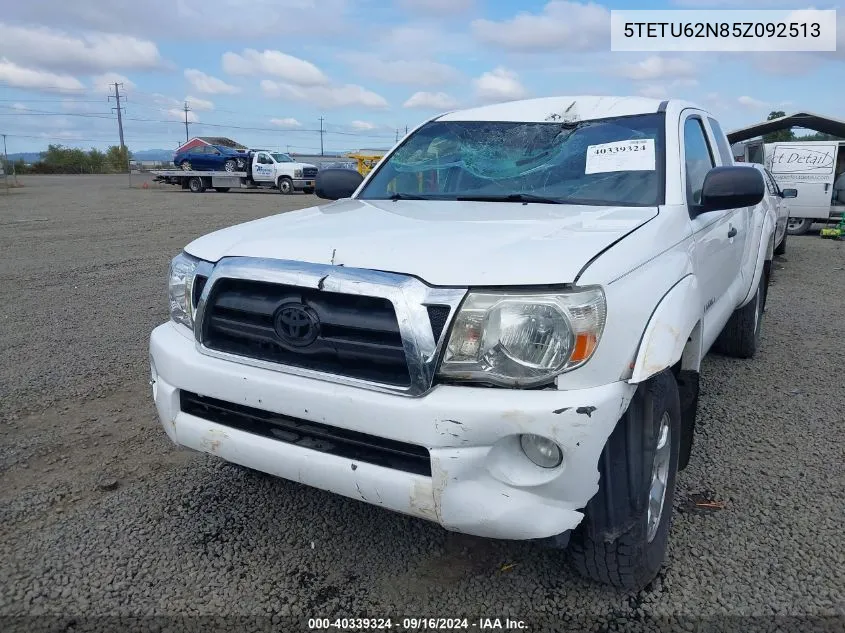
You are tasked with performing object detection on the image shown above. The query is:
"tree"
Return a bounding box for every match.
[87,148,107,173]
[763,110,796,143]
[106,145,131,172]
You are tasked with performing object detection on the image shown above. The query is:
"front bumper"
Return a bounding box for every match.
[150,321,636,540]
[292,178,315,189]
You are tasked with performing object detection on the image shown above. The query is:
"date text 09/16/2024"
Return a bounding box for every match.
[307,617,528,630]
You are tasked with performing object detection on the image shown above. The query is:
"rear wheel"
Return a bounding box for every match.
[278,177,293,194]
[188,177,206,193]
[774,231,787,256]
[568,370,681,591]
[224,159,237,173]
[180,160,192,171]
[786,217,812,235]
[713,268,767,359]
[213,187,230,193]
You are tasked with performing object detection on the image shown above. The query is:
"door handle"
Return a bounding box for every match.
[727,227,737,238]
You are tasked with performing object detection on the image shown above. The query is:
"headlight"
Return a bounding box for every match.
[438,287,606,387]
[294,168,303,178]
[168,251,199,329]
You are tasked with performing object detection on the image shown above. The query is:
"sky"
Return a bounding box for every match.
[0,0,843,154]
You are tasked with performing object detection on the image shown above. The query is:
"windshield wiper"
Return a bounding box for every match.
[456,193,563,204]
[386,192,430,200]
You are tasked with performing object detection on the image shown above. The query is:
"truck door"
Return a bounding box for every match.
[253,152,275,182]
[683,114,744,350]
[766,142,837,220]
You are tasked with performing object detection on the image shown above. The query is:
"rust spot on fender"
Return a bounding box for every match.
[576,406,597,417]
[553,407,571,415]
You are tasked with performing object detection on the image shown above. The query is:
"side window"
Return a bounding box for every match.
[684,118,715,206]
[258,154,271,165]
[707,117,734,165]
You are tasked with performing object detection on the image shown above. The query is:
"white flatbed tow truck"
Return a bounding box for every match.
[151,150,318,194]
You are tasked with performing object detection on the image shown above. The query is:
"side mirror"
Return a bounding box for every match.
[781,188,798,199]
[698,166,765,213]
[316,168,364,200]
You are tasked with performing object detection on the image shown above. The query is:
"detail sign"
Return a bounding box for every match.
[766,144,836,181]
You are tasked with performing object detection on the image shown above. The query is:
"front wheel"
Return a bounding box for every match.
[277,177,293,194]
[303,187,315,195]
[568,370,681,591]
[786,217,813,235]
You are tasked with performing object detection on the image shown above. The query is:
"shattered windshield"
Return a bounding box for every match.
[271,153,294,163]
[357,114,665,207]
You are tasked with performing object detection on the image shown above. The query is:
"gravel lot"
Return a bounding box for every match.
[1,175,843,632]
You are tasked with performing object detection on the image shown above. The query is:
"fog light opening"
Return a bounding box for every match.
[519,434,563,469]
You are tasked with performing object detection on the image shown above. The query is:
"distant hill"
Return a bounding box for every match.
[6,152,43,163]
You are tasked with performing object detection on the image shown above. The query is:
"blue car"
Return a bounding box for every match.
[173,144,247,172]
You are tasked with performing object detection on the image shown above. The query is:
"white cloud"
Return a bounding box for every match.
[398,0,474,14]
[738,95,769,109]
[618,56,697,81]
[635,78,699,99]
[270,117,302,128]
[0,0,354,40]
[184,69,240,94]
[91,72,136,92]
[0,23,162,72]
[342,53,460,86]
[350,120,377,130]
[471,1,609,52]
[261,79,389,109]
[166,108,198,123]
[223,49,328,86]
[472,67,527,103]
[185,95,214,111]
[0,58,85,92]
[403,91,460,109]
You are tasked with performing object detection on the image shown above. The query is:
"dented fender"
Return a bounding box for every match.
[630,275,702,383]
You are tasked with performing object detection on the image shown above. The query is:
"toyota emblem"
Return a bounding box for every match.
[273,303,320,347]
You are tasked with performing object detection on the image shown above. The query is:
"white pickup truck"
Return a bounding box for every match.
[152,150,318,194]
[149,96,775,591]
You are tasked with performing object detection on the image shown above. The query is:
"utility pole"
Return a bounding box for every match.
[2,133,8,194]
[183,102,192,142]
[405,125,408,135]
[318,116,325,156]
[108,83,126,151]
[395,129,399,143]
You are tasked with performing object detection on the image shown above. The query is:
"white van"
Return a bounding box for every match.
[742,140,845,234]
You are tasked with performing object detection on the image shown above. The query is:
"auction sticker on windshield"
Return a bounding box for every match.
[585,139,656,174]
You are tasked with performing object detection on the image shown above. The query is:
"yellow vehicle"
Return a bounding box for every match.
[347,154,383,177]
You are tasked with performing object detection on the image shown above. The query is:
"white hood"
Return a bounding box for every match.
[184,199,658,286]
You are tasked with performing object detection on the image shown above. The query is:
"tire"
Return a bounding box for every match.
[213,187,230,193]
[713,267,767,359]
[180,161,192,171]
[188,177,206,193]
[774,231,787,256]
[223,160,237,173]
[786,217,812,235]
[568,370,681,591]
[277,177,293,194]
[303,187,315,195]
